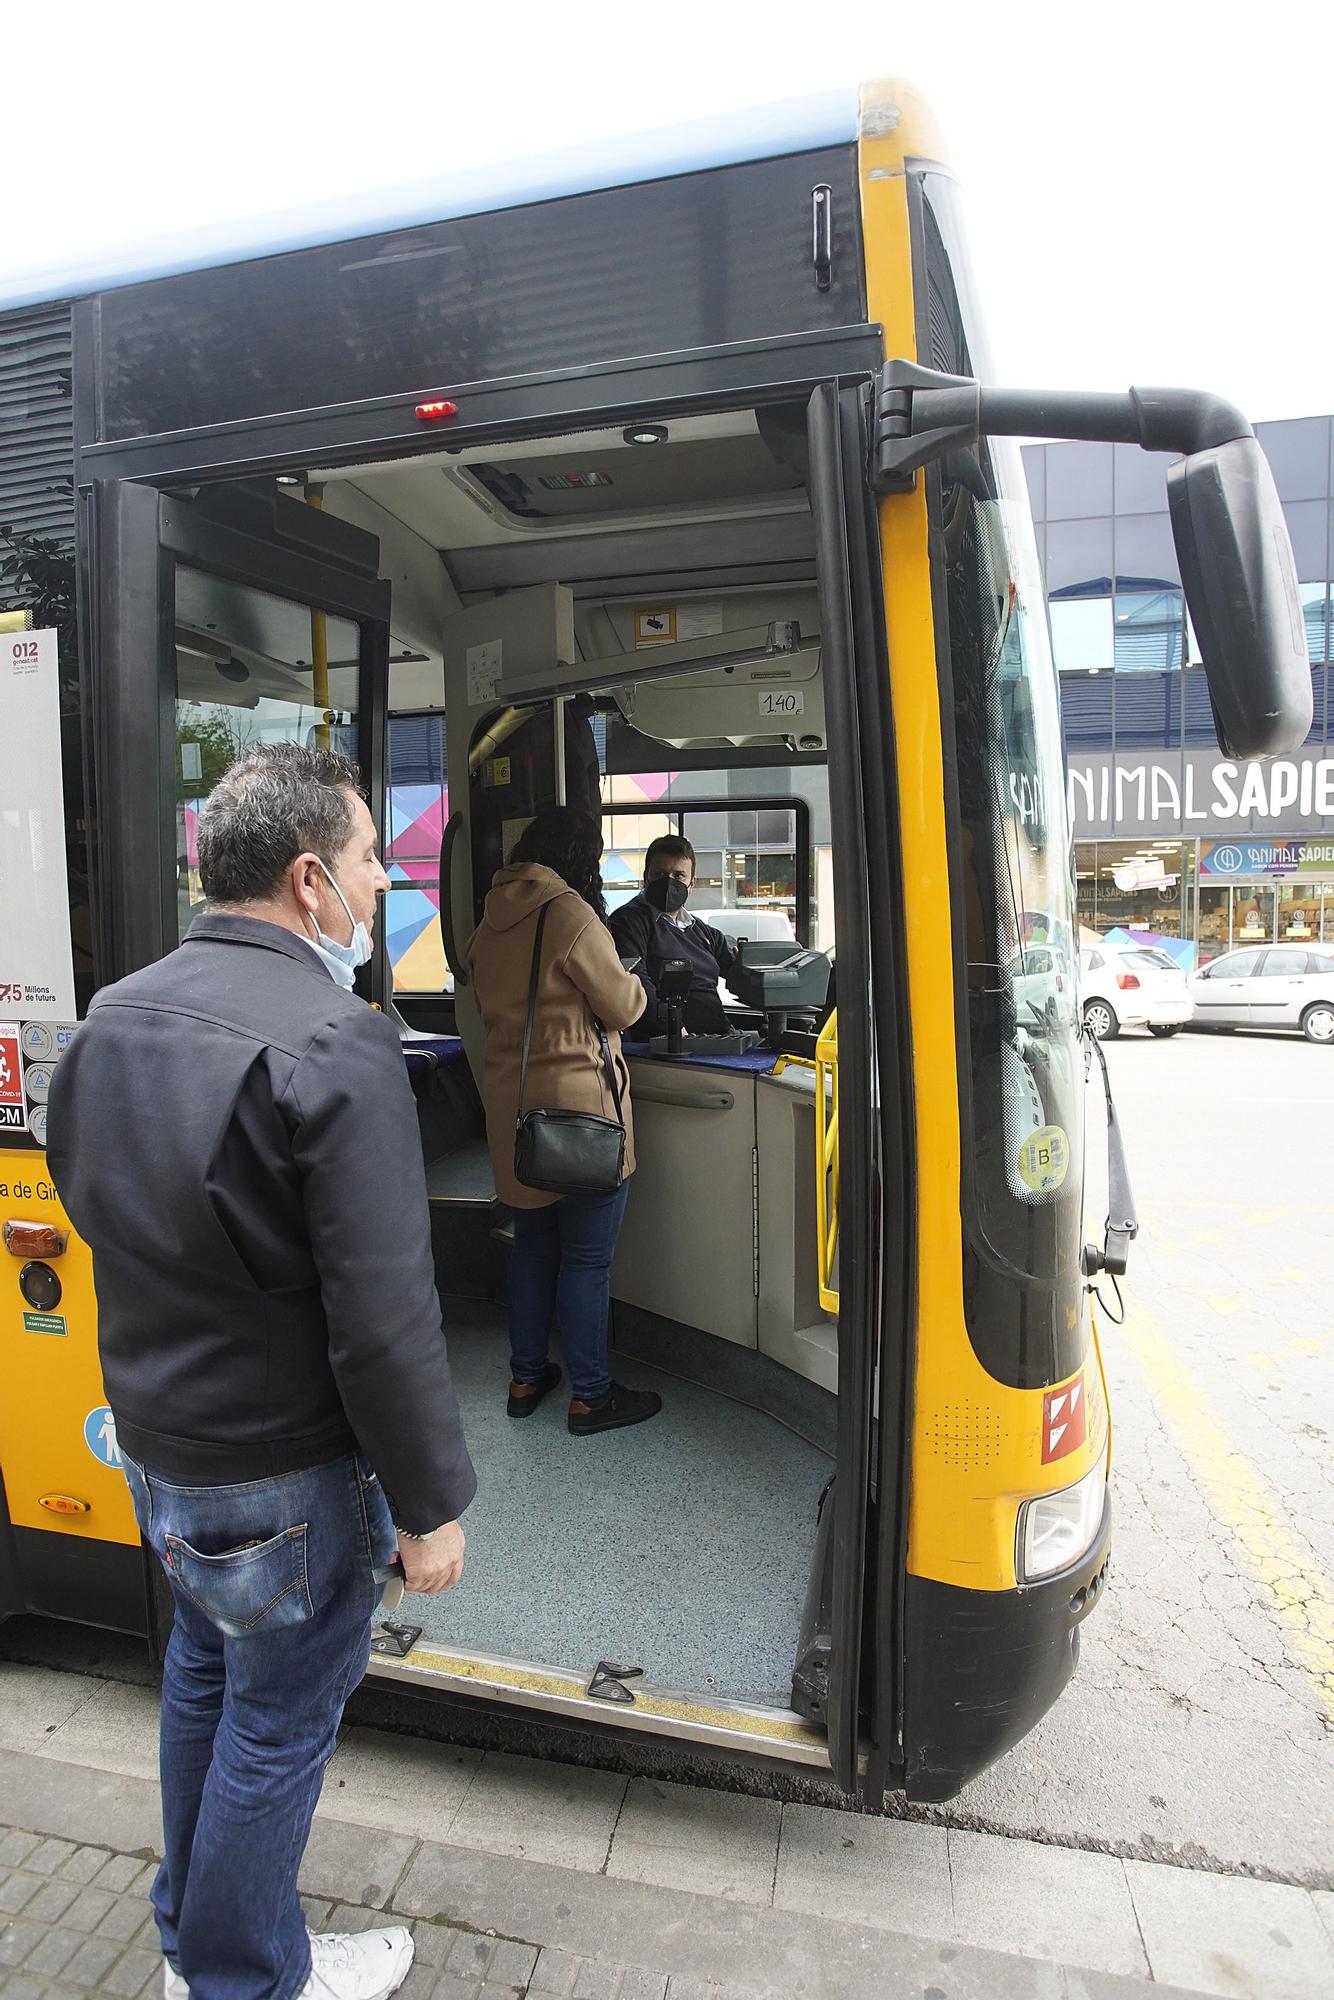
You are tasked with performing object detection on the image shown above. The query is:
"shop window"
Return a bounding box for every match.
[1112,442,1175,515]
[1044,516,1113,594]
[1282,500,1329,583]
[1301,584,1328,663]
[1114,588,1184,672]
[1045,440,1114,520]
[1050,596,1114,674]
[1114,511,1180,585]
[1255,417,1331,504]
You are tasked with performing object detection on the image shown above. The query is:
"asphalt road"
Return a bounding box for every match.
[961,1022,1334,1886]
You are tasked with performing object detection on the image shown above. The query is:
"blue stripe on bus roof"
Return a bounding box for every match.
[1,88,858,312]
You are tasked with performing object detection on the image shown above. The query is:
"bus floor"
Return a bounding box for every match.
[401,1300,833,1704]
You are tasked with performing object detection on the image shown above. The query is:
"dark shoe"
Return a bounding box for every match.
[567,1382,663,1435]
[507,1362,562,1418]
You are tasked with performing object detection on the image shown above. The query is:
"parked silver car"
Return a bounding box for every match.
[1189,942,1334,1043]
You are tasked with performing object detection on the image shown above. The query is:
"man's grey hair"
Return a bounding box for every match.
[198,742,365,905]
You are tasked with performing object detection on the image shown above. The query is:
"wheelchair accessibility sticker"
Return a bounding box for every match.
[84,1406,123,1469]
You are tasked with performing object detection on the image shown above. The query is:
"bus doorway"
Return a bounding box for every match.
[84,385,908,1794]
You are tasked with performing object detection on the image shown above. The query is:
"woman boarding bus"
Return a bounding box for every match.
[0,78,1308,1803]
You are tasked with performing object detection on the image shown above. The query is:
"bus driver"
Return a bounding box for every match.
[609,835,743,1039]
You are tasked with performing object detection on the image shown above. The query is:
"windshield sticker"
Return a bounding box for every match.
[1017,1124,1070,1195]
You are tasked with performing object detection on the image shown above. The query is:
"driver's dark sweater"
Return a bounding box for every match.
[608,894,742,1036]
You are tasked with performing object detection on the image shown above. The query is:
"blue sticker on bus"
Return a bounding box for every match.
[83,1406,123,1470]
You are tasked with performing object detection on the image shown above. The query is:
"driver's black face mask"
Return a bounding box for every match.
[646,874,689,915]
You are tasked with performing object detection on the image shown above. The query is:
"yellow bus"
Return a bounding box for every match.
[0,78,1308,1803]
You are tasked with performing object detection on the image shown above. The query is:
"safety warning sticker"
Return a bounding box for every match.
[1042,1375,1087,1463]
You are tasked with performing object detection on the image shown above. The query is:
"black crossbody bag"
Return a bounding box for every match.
[514,902,627,1196]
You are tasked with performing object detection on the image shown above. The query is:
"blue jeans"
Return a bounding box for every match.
[121,1451,397,2000]
[507,1181,630,1404]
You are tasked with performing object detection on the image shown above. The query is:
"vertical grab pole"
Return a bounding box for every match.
[306,485,331,751]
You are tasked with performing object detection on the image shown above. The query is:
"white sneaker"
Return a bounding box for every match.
[299,1927,415,2000]
[163,1963,189,2000]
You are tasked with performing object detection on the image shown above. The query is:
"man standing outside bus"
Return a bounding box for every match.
[47,743,475,2000]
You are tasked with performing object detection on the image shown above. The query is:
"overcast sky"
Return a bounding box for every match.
[7,1,1330,422]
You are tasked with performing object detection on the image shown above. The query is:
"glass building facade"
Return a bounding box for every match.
[1025,419,1334,964]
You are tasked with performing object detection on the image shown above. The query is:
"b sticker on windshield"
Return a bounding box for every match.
[1017,1124,1069,1195]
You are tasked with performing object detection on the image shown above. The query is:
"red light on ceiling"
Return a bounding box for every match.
[415,398,458,422]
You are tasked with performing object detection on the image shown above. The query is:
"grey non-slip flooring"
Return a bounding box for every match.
[402,1303,830,1703]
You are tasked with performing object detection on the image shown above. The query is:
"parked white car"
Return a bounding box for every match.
[1079,942,1194,1040]
[1189,942,1334,1043]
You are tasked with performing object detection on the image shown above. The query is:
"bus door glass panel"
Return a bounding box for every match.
[386,713,450,993]
[174,568,359,944]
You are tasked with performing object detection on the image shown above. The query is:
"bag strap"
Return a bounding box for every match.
[516,902,551,1122]
[596,1020,625,1129]
[516,900,626,1134]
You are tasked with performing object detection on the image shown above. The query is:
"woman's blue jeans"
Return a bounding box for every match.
[506,1181,630,1404]
[121,1450,397,2000]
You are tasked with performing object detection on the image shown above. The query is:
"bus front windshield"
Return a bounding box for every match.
[948,439,1087,1389]
[919,172,1087,1391]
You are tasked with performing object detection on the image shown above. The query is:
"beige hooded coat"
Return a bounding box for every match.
[466,864,645,1210]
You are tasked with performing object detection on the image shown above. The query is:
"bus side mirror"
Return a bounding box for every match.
[872,363,1315,761]
[1167,440,1312,760]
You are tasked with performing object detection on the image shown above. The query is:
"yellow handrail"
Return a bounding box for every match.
[815,1009,839,1312]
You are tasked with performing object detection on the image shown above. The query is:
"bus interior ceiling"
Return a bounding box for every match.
[177,409,842,1712]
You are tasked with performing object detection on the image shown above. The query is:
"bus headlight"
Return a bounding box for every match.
[1017,1460,1106,1584]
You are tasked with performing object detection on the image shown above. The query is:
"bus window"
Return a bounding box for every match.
[679,806,800,943]
[600,801,675,916]
[174,568,359,943]
[386,712,450,992]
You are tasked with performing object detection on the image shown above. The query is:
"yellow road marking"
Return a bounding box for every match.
[1123,1302,1334,1722]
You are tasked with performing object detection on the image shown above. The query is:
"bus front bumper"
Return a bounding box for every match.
[901,1494,1112,1803]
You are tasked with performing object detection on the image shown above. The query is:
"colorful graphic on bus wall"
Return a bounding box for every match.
[385,783,450,989]
[1199,837,1334,881]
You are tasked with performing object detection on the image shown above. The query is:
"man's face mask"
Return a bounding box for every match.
[646,874,689,915]
[306,858,373,979]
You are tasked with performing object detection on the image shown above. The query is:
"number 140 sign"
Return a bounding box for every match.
[758,689,804,716]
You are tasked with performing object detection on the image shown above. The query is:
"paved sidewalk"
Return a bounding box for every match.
[4,1660,1334,1997]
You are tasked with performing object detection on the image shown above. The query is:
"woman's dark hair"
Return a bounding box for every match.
[510,806,607,918]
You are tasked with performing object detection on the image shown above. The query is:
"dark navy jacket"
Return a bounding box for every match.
[608,894,742,1036]
[46,913,475,1534]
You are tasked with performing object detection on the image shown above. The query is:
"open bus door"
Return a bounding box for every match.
[87,479,391,988]
[806,382,914,1800]
[72,362,905,1783]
